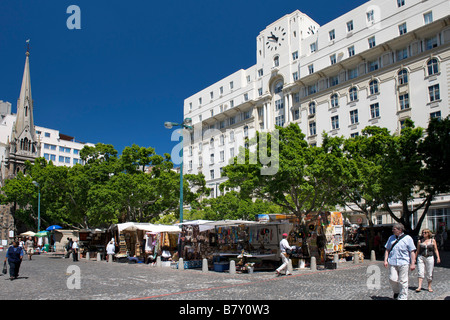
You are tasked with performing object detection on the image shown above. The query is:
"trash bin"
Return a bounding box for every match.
[43,244,49,252]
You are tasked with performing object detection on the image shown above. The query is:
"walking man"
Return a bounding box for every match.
[384,223,416,300]
[4,241,24,280]
[276,233,293,276]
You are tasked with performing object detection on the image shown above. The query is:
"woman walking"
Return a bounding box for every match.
[416,229,441,293]
[4,241,24,280]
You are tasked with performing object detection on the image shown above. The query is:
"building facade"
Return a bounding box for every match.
[183,0,450,230]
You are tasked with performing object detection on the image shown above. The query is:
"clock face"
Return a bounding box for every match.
[307,25,317,35]
[266,26,286,51]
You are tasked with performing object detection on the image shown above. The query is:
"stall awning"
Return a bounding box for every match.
[114,222,180,233]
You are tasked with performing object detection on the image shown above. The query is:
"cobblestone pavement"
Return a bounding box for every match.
[0,250,449,301]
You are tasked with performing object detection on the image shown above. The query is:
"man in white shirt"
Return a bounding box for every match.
[276,233,293,276]
[384,223,416,300]
[72,240,79,262]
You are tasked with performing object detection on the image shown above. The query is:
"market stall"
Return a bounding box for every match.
[77,229,107,259]
[109,223,180,264]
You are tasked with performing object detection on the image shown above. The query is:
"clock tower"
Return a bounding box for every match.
[255,10,319,130]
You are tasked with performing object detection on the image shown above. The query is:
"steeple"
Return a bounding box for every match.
[12,43,37,149]
[5,43,40,177]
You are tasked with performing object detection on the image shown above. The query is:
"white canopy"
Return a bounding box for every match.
[115,222,180,233]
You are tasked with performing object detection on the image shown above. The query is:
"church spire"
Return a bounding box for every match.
[10,41,39,155]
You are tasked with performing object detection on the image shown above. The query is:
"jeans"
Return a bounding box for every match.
[8,260,21,278]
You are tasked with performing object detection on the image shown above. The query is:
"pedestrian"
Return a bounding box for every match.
[4,241,24,280]
[416,229,441,293]
[72,239,79,262]
[384,223,416,300]
[106,240,115,262]
[25,236,34,260]
[275,233,293,276]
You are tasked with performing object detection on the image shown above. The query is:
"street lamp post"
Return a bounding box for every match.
[32,181,41,231]
[164,118,193,223]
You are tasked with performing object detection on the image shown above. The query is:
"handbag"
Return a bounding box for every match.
[2,261,7,275]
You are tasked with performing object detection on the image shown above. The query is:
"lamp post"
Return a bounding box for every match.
[164,118,193,223]
[32,181,41,231]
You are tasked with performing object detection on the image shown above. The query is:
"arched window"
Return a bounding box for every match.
[244,126,249,137]
[210,138,214,148]
[331,93,339,108]
[369,79,379,95]
[427,58,439,76]
[398,69,408,85]
[274,80,283,94]
[349,87,358,102]
[230,131,235,142]
[309,102,316,115]
[220,134,225,145]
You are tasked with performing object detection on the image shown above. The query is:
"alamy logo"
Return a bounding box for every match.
[66,5,81,30]
[66,265,81,289]
[170,126,279,175]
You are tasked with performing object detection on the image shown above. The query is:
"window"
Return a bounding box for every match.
[330,54,337,65]
[348,46,355,57]
[369,80,379,95]
[293,109,300,120]
[310,42,317,53]
[350,132,359,138]
[347,20,354,32]
[399,93,410,110]
[331,93,339,108]
[247,75,251,83]
[230,131,235,142]
[258,69,264,77]
[368,60,379,72]
[210,153,215,165]
[398,69,408,85]
[348,68,358,80]
[229,81,234,90]
[230,147,235,158]
[308,64,314,74]
[274,81,283,94]
[258,88,263,96]
[396,48,408,61]
[308,84,317,95]
[220,86,224,94]
[427,58,439,76]
[220,134,225,145]
[430,111,441,120]
[428,84,440,102]
[275,115,285,127]
[210,91,214,99]
[210,169,215,180]
[73,149,79,155]
[425,36,438,50]
[274,56,280,67]
[188,160,193,171]
[367,10,374,23]
[397,0,405,7]
[331,116,339,130]
[230,100,234,108]
[309,122,317,136]
[220,150,225,162]
[210,138,214,149]
[188,146,193,156]
[309,102,316,115]
[368,36,376,48]
[292,51,298,60]
[427,208,450,233]
[244,110,251,120]
[349,87,358,102]
[293,72,299,81]
[329,29,335,41]
[350,109,359,124]
[399,22,407,35]
[330,75,339,87]
[199,97,202,105]
[424,12,433,25]
[45,132,51,138]
[198,142,203,153]
[244,93,249,101]
[243,125,249,137]
[370,103,380,119]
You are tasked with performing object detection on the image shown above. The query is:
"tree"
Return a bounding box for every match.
[221,123,342,222]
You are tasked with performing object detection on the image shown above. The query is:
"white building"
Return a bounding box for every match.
[183,0,450,230]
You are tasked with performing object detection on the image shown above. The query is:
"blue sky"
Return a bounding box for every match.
[0,0,365,158]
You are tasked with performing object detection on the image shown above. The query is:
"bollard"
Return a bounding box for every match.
[97,252,102,261]
[156,256,162,267]
[108,254,113,263]
[178,258,184,270]
[310,256,317,271]
[229,260,236,274]
[202,258,208,272]
[333,254,339,269]
[69,252,73,260]
[353,252,359,264]
[298,259,305,269]
[288,259,293,274]
[86,252,90,261]
[371,250,376,262]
